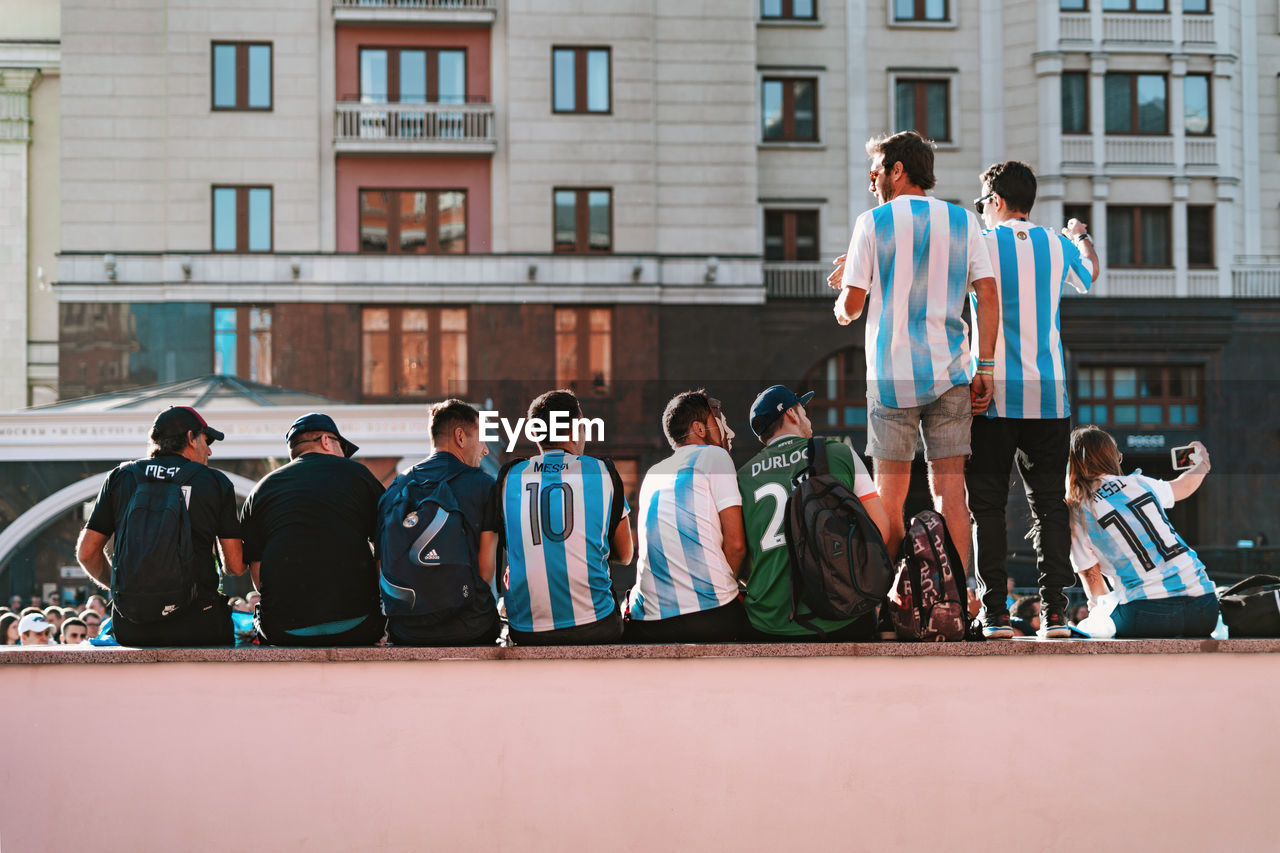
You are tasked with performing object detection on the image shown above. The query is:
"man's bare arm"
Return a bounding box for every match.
[834,287,868,325]
[1063,219,1101,283]
[1079,564,1109,602]
[719,506,747,577]
[219,538,246,577]
[970,276,1000,413]
[610,516,635,566]
[248,561,262,590]
[76,528,112,591]
[479,530,499,585]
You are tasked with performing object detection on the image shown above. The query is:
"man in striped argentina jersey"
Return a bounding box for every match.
[965,160,1101,640]
[830,130,1000,576]
[624,390,748,642]
[480,390,633,645]
[1068,428,1217,638]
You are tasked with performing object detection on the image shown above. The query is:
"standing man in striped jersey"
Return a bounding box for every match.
[480,390,633,645]
[624,391,748,642]
[829,130,1000,578]
[966,160,1100,639]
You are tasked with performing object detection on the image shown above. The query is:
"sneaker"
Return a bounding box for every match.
[982,612,1014,639]
[1038,610,1071,639]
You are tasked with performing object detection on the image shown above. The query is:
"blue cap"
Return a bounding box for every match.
[285,413,359,458]
[749,386,815,439]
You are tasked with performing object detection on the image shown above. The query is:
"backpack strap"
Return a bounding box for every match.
[1221,575,1280,598]
[490,457,527,595]
[809,436,831,477]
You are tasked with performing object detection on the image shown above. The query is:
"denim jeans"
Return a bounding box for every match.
[1112,594,1219,639]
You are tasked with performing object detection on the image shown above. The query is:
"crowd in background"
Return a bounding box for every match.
[1,594,107,646]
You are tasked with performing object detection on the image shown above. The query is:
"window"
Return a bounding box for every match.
[1184,73,1211,135]
[1062,72,1089,134]
[552,47,610,114]
[361,307,467,400]
[212,186,272,252]
[1060,0,1087,9]
[1076,365,1203,428]
[212,42,271,110]
[1101,0,1167,10]
[761,0,816,20]
[554,189,611,253]
[764,210,819,261]
[1104,73,1167,134]
[894,0,948,21]
[1187,206,1214,268]
[895,79,950,141]
[213,307,273,384]
[1182,0,1209,12]
[555,308,612,393]
[360,190,466,254]
[358,47,466,104]
[1107,206,1170,267]
[761,77,818,142]
[803,348,868,429]
[1063,204,1092,230]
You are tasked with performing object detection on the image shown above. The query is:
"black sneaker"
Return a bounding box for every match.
[982,612,1014,639]
[1038,610,1070,639]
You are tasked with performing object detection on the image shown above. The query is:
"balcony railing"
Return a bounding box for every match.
[1059,12,1091,41]
[1061,136,1092,164]
[1104,12,1171,42]
[332,0,496,23]
[1105,136,1173,167]
[1233,264,1280,298]
[1059,11,1217,46]
[1183,15,1215,43]
[1185,137,1217,167]
[334,101,496,154]
[1186,271,1221,297]
[764,262,832,299]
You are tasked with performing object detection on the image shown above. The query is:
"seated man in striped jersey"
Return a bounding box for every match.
[624,390,748,643]
[480,389,633,645]
[966,160,1100,639]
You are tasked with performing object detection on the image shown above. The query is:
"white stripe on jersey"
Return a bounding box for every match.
[972,219,1092,420]
[841,195,994,409]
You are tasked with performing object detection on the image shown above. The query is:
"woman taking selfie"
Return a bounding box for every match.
[1066,426,1218,638]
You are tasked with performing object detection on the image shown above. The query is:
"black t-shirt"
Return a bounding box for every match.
[86,455,241,600]
[239,452,385,632]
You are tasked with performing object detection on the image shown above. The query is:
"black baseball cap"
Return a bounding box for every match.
[151,406,225,444]
[749,385,815,440]
[285,413,359,458]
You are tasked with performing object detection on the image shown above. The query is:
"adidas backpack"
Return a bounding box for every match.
[377,470,480,618]
[111,461,203,623]
[887,510,968,642]
[782,437,894,626]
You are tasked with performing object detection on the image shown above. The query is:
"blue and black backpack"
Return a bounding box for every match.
[377,470,479,617]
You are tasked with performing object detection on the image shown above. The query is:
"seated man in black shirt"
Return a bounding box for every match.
[377,399,501,646]
[76,406,245,647]
[240,413,386,646]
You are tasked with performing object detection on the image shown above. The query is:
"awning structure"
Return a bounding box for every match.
[0,375,434,461]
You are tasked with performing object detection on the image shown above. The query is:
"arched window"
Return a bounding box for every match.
[802,347,868,429]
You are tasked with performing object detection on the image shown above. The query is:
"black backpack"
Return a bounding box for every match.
[377,469,480,618]
[782,437,894,626]
[1218,575,1280,637]
[111,461,203,623]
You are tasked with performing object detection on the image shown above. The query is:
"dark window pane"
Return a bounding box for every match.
[1107,208,1135,266]
[1114,405,1137,424]
[794,211,818,260]
[247,45,271,108]
[399,191,427,253]
[793,0,814,16]
[1060,0,1086,9]
[1139,367,1162,398]
[1136,75,1167,133]
[1104,75,1132,133]
[1062,73,1087,133]
[586,50,609,112]
[1114,368,1137,398]
[1184,74,1210,135]
[1184,404,1198,424]
[764,211,785,261]
[554,190,577,248]
[1187,206,1213,267]
[925,81,948,139]
[1139,405,1163,424]
[895,81,915,133]
[1140,207,1170,266]
[213,308,237,375]
[762,0,783,16]
[588,190,611,251]
[1077,405,1092,423]
[1183,0,1208,11]
[552,49,575,111]
[213,44,237,108]
[762,79,784,139]
[360,191,389,253]
[438,191,467,254]
[1168,405,1183,425]
[793,79,815,140]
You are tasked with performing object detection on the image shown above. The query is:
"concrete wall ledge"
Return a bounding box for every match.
[3,636,1278,665]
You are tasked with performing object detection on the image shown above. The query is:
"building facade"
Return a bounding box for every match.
[49,0,1280,565]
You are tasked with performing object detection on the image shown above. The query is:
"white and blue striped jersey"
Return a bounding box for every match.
[841,195,995,409]
[971,219,1093,420]
[486,451,628,633]
[627,444,742,621]
[1070,473,1214,605]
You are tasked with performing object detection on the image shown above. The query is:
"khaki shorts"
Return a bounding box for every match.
[866,383,972,462]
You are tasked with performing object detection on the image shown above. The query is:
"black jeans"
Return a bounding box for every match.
[622,599,747,643]
[967,416,1073,617]
[256,611,387,647]
[112,594,233,647]
[508,607,624,646]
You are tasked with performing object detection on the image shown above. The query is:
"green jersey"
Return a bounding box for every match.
[736,435,878,636]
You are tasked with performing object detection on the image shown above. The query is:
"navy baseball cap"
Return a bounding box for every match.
[749,385,815,439]
[151,406,225,443]
[285,413,359,458]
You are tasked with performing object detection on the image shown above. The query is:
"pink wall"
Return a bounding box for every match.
[336,156,492,252]
[334,24,491,101]
[4,653,1280,851]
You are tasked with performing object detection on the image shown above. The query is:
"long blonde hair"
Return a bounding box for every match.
[1066,426,1124,518]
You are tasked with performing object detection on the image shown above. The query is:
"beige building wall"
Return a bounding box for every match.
[60,0,323,254]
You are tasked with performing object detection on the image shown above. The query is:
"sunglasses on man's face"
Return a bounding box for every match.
[973,192,995,216]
